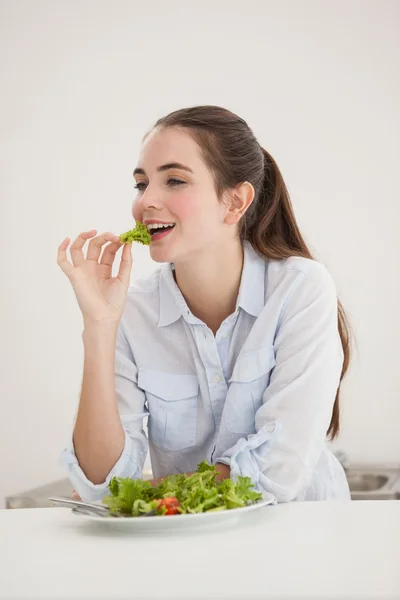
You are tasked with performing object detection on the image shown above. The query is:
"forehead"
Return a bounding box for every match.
[137,127,206,172]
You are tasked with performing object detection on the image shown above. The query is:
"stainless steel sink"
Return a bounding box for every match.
[345,466,400,500]
[347,473,389,492]
[333,452,400,500]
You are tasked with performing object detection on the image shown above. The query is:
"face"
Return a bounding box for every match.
[132,127,233,264]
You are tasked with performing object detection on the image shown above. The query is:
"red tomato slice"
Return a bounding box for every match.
[156,497,180,515]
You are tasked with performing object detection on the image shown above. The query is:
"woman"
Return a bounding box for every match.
[57,105,351,503]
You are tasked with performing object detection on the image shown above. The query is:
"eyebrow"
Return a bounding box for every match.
[133,162,194,177]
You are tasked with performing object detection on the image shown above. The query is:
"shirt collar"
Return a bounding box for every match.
[157,241,266,327]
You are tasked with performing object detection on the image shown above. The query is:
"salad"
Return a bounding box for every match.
[119,222,151,246]
[102,461,263,517]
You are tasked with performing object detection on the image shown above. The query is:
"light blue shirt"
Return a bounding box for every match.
[60,241,350,503]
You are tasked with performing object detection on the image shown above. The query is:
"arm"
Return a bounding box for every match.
[60,319,149,501]
[72,320,125,484]
[216,263,344,502]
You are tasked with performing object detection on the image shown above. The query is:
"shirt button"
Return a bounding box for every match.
[214,374,221,383]
[267,423,275,432]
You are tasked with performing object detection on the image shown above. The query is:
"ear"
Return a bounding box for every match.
[224,181,255,225]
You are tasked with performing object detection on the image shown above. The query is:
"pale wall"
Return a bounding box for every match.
[1,0,399,507]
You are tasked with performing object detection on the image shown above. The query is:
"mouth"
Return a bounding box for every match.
[147,223,176,242]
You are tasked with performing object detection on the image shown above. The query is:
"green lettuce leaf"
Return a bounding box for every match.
[102,477,156,515]
[119,222,151,246]
[102,461,263,516]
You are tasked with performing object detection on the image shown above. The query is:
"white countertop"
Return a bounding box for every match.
[0,501,399,599]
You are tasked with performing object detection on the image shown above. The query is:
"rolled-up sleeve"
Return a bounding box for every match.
[216,263,344,503]
[59,322,149,502]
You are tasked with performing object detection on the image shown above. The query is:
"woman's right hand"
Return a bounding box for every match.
[57,230,132,324]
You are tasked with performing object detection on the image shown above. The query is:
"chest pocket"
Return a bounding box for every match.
[225,347,276,434]
[138,369,199,452]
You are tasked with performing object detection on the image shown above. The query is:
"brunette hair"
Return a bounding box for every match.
[152,105,351,440]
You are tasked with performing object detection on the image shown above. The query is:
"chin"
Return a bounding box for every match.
[149,244,176,264]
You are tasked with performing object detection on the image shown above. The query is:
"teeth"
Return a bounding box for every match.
[147,223,175,231]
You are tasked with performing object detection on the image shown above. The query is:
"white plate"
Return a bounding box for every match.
[71,494,276,531]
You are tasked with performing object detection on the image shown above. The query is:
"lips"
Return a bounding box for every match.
[150,225,175,242]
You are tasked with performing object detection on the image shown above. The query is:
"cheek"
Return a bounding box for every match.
[168,192,206,222]
[132,199,141,221]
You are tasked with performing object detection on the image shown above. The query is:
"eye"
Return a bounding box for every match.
[134,182,147,191]
[167,178,185,187]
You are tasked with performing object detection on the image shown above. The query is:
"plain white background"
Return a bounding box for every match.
[0,0,399,508]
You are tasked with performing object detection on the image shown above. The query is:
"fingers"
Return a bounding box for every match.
[86,232,121,263]
[99,241,123,269]
[116,242,133,286]
[70,230,97,267]
[72,489,82,501]
[57,237,74,276]
[57,230,127,276]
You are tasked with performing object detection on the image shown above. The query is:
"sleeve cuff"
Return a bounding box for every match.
[215,420,280,500]
[59,427,147,502]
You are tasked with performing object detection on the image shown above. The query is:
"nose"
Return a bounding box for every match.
[132,184,164,222]
[140,186,164,211]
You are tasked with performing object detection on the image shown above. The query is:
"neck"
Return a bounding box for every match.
[174,238,244,335]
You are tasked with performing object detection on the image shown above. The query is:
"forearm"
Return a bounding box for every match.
[73,320,125,485]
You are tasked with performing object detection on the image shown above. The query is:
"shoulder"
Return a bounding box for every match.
[266,256,337,298]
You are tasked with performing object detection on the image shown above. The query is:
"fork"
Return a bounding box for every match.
[48,496,120,517]
[48,496,157,518]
